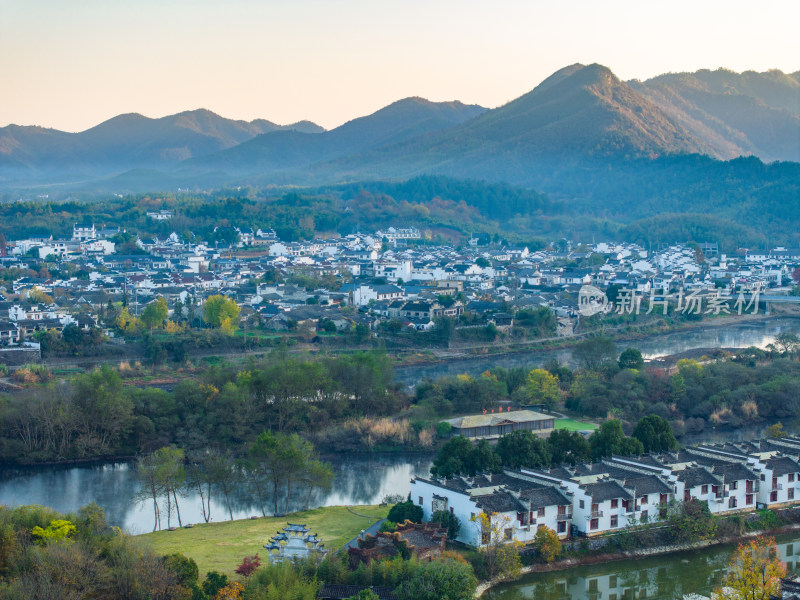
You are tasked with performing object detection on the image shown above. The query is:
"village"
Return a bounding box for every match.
[0,217,798,360]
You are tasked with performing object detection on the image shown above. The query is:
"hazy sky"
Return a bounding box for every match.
[1,0,798,132]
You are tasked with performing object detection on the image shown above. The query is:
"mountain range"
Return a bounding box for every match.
[0,63,798,192]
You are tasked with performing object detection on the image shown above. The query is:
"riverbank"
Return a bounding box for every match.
[394,311,779,367]
[476,518,800,598]
[139,504,389,576]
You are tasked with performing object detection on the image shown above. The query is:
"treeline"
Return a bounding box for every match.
[327,175,560,223]
[431,416,677,478]
[413,336,800,436]
[0,350,401,464]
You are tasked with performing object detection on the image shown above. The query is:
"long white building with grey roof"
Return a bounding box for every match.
[411,438,800,546]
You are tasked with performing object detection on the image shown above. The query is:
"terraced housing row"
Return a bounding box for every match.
[411,437,800,546]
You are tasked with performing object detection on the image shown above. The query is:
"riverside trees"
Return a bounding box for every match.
[0,350,400,465]
[136,436,332,529]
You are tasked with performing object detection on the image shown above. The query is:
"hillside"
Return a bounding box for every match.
[631,68,800,162]
[188,97,487,174]
[308,63,728,186]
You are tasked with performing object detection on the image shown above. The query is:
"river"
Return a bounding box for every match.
[0,453,434,534]
[483,533,800,600]
[394,316,800,386]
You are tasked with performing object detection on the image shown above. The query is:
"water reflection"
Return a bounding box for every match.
[395,317,800,386]
[485,536,800,600]
[0,454,433,534]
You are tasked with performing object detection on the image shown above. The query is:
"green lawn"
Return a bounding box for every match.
[555,418,598,431]
[139,504,388,576]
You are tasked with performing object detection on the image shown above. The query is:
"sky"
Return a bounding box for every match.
[1,0,798,132]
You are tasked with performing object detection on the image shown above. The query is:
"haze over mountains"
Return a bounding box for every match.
[0,63,798,192]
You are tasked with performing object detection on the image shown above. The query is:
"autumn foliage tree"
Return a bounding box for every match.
[532,525,561,563]
[234,553,261,579]
[721,536,786,600]
[202,294,240,334]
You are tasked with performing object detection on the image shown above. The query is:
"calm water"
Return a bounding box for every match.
[484,534,800,600]
[0,453,433,534]
[394,317,800,386]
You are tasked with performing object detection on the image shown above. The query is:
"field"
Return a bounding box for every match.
[555,418,598,431]
[139,504,389,575]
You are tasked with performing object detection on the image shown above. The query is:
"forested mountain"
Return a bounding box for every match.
[0,64,798,248]
[0,109,323,178]
[631,68,800,162]
[187,97,487,173]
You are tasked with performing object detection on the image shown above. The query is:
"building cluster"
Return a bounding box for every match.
[0,221,798,350]
[411,437,800,547]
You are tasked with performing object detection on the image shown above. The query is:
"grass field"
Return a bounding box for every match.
[139,504,388,576]
[555,418,598,431]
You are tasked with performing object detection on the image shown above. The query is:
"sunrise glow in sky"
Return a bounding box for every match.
[1,0,798,132]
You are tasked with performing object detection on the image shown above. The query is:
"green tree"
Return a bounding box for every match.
[589,419,644,460]
[547,429,591,465]
[523,369,561,408]
[202,294,240,331]
[387,500,423,524]
[668,499,717,543]
[632,415,678,453]
[397,558,478,600]
[430,510,461,540]
[141,296,169,330]
[618,347,645,370]
[495,430,551,469]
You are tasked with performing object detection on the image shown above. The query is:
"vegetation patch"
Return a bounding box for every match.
[140,504,389,576]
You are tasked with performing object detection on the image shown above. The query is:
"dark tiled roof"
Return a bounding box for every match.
[474,491,525,513]
[519,486,572,508]
[677,466,721,488]
[623,476,672,496]
[767,456,800,476]
[581,480,632,502]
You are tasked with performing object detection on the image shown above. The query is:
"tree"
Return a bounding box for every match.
[532,526,561,563]
[430,510,461,540]
[618,347,645,370]
[234,553,261,579]
[495,430,550,469]
[632,415,678,453]
[668,499,717,543]
[387,500,423,524]
[136,452,164,531]
[574,336,617,370]
[397,558,478,600]
[154,446,186,528]
[470,512,522,581]
[141,296,169,330]
[722,536,786,600]
[773,332,800,356]
[524,369,561,408]
[765,422,787,438]
[547,429,591,465]
[202,294,240,331]
[589,419,643,460]
[31,519,77,543]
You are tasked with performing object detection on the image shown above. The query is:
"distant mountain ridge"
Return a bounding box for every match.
[0,64,798,191]
[0,109,324,176]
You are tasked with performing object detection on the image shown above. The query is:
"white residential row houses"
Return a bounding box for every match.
[411,438,800,547]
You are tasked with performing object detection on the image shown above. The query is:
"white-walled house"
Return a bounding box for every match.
[350,284,405,307]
